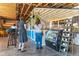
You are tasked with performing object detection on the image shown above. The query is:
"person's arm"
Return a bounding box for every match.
[24,24,27,29]
[34,25,35,29]
[40,24,44,35]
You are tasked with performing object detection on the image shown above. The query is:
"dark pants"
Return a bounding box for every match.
[35,32,42,48]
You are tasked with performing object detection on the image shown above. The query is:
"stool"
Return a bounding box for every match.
[7,32,17,48]
[0,30,5,37]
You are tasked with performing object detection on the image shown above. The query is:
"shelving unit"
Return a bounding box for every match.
[59,18,73,56]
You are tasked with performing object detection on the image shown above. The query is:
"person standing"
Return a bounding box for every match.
[34,18,43,49]
[17,17,28,52]
[11,24,17,29]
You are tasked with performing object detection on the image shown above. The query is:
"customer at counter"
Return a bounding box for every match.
[34,18,43,49]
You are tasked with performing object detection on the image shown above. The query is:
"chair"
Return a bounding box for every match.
[0,30,5,37]
[7,30,17,48]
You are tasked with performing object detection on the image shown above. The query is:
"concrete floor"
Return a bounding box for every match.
[0,37,79,56]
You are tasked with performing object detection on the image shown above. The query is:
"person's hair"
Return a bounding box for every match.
[13,24,16,26]
[20,16,24,20]
[35,18,41,25]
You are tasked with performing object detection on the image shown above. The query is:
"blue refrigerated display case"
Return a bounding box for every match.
[45,29,63,51]
[27,29,35,41]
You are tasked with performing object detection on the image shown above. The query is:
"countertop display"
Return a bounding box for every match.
[45,29,63,51]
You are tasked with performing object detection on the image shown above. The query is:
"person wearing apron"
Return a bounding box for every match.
[17,17,28,52]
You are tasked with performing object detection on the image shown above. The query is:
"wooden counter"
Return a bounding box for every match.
[0,29,8,37]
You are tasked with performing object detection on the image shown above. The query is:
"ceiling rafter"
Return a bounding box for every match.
[20,3,25,17]
[63,3,73,8]
[51,3,58,7]
[23,3,32,17]
[36,3,42,7]
[40,9,51,15]
[59,3,68,8]
[49,11,79,22]
[41,10,73,19]
[16,3,79,20]
[40,9,57,16]
[25,3,43,20]
[41,9,69,17]
[48,12,74,20]
[56,3,64,8]
[43,3,48,7]
[38,9,79,22]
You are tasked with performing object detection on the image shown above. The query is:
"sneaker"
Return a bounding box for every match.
[40,47,43,49]
[21,50,26,52]
[36,47,39,49]
[18,49,21,51]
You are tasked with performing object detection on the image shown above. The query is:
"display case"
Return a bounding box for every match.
[45,29,63,51]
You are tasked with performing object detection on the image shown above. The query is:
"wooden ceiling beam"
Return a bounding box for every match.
[23,3,32,17]
[43,3,48,7]
[25,14,30,20]
[59,3,68,8]
[20,4,25,17]
[25,3,43,20]
[40,9,74,21]
[56,3,64,8]
[62,3,73,8]
[35,3,42,7]
[71,3,79,8]
[73,3,79,6]
[51,3,57,7]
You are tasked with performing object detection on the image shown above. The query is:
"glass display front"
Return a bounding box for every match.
[45,30,59,43]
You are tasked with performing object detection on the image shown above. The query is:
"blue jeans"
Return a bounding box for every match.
[35,32,42,48]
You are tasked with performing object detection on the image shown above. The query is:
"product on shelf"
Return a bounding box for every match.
[59,19,73,56]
